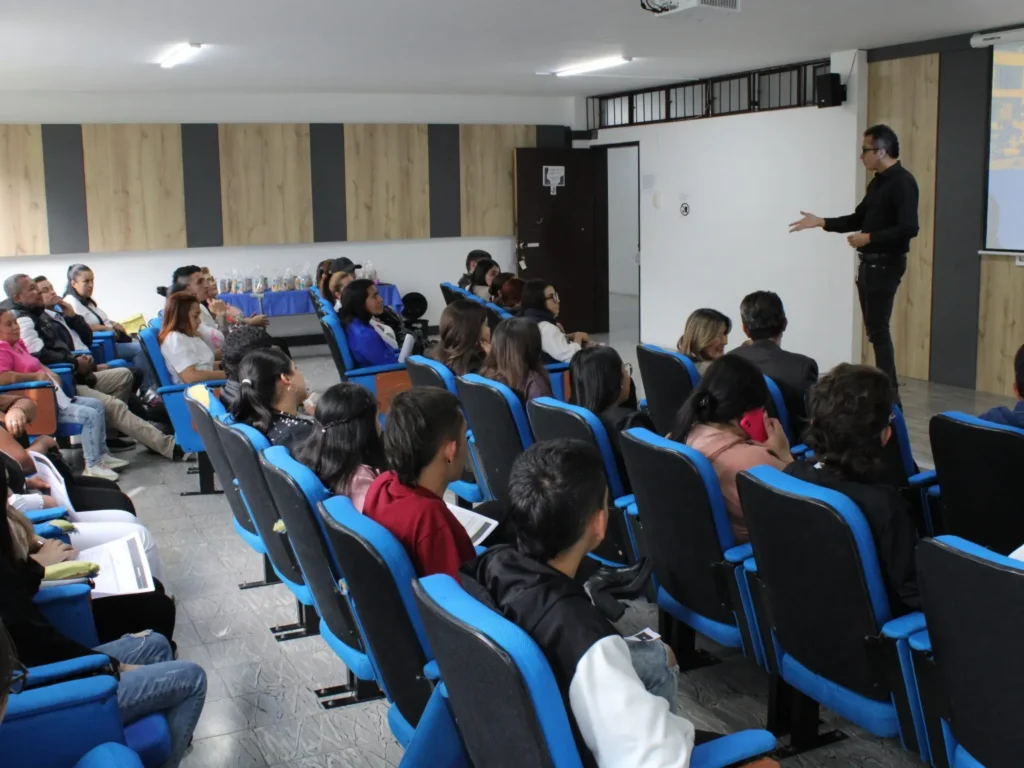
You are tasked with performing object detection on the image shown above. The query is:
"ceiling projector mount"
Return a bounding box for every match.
[640,0,741,17]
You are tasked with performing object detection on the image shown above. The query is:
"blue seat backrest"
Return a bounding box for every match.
[737,465,892,700]
[486,302,512,319]
[406,355,457,394]
[138,327,174,387]
[887,405,916,481]
[413,574,584,768]
[762,375,794,442]
[635,344,701,436]
[322,312,356,371]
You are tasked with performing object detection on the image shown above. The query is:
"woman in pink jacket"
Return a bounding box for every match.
[670,355,793,543]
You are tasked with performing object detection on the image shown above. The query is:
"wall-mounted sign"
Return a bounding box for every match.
[542,166,566,195]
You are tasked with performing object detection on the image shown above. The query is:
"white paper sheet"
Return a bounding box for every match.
[77,532,155,599]
[398,334,416,364]
[445,503,499,547]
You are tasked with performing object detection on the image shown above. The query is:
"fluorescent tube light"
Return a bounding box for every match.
[159,43,203,69]
[555,56,632,77]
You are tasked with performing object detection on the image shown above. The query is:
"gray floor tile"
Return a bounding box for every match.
[181,729,268,768]
[193,696,253,740]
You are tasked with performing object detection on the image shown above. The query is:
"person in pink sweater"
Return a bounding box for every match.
[294,382,386,512]
[669,355,793,543]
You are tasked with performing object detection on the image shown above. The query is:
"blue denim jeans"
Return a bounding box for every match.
[627,638,680,714]
[95,631,207,768]
[59,396,107,466]
[117,340,155,391]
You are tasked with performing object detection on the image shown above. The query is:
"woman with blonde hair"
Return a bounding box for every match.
[677,308,732,375]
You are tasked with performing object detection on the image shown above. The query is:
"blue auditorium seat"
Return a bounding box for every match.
[635,343,701,436]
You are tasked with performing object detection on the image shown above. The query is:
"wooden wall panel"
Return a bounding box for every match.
[219,124,313,247]
[344,124,429,241]
[460,124,536,237]
[976,255,1024,396]
[82,124,186,252]
[0,125,49,257]
[862,55,939,381]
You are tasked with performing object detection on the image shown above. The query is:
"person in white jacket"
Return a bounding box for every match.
[519,279,590,363]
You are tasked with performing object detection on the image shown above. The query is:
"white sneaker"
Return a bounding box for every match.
[83,464,120,481]
[101,453,131,470]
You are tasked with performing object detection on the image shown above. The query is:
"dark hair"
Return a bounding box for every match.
[432,300,488,376]
[230,348,295,434]
[499,276,524,308]
[466,249,491,272]
[222,325,274,381]
[316,259,334,298]
[338,279,378,326]
[158,292,199,343]
[170,265,202,295]
[383,389,465,487]
[469,259,499,288]
[295,383,386,496]
[569,346,624,414]
[670,355,769,441]
[677,308,732,360]
[803,363,895,480]
[32,275,49,286]
[480,318,547,400]
[508,439,608,561]
[1015,343,1024,394]
[489,272,514,300]
[740,291,788,341]
[864,124,900,159]
[64,264,95,306]
[520,279,553,314]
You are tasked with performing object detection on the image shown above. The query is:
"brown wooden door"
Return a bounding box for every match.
[514,148,605,333]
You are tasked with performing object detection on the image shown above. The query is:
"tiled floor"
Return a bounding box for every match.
[106,310,1013,767]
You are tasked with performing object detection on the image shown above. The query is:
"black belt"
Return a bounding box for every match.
[857,251,906,265]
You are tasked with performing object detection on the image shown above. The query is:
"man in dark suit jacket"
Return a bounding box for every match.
[730,291,818,440]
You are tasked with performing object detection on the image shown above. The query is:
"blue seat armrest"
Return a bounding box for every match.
[744,558,758,574]
[34,523,66,541]
[791,444,808,457]
[92,331,115,338]
[927,485,941,499]
[33,583,100,649]
[614,494,635,510]
[724,543,754,564]
[48,363,74,370]
[448,481,483,504]
[909,630,931,653]
[155,384,188,396]
[881,611,927,640]
[908,470,937,488]
[24,655,114,689]
[800,448,816,461]
[474,545,487,556]
[638,398,647,410]
[624,503,639,518]
[0,380,53,392]
[544,362,570,372]
[24,507,68,525]
[347,363,406,376]
[103,360,130,369]
[424,660,441,682]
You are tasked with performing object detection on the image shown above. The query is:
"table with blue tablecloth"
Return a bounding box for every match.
[218,284,404,317]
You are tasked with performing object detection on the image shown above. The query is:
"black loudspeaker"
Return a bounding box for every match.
[816,73,846,108]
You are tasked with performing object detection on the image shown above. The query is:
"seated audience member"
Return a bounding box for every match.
[231,348,312,451]
[570,346,654,493]
[200,271,269,329]
[670,355,793,543]
[480,318,553,403]
[0,502,205,767]
[730,290,818,438]
[785,364,920,614]
[520,279,589,363]
[318,257,360,309]
[339,279,401,367]
[468,258,500,301]
[295,383,386,512]
[677,308,731,375]
[64,263,154,392]
[159,293,223,385]
[219,325,275,409]
[0,307,126,480]
[362,388,474,578]
[979,343,1024,429]
[156,264,204,298]
[431,300,490,376]
[498,276,524,310]
[488,272,514,304]
[461,439,698,766]
[458,250,490,290]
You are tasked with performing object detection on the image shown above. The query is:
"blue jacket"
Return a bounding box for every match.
[344,318,399,368]
[978,401,1024,430]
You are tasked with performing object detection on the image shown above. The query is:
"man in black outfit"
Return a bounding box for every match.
[789,124,919,393]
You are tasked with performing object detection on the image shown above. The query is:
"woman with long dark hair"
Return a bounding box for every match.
[670,355,791,543]
[519,280,589,363]
[468,258,500,301]
[569,346,653,493]
[339,279,401,367]
[230,348,312,451]
[158,293,223,384]
[488,272,514,304]
[479,318,552,403]
[431,300,489,375]
[294,383,387,511]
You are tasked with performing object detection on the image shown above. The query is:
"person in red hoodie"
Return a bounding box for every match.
[362,388,476,578]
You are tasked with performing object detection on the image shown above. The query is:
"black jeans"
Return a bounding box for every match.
[856,255,907,389]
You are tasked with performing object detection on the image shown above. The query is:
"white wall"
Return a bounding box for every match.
[577,52,868,372]
[607,146,639,296]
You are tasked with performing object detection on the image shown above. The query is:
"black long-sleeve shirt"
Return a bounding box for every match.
[824,161,920,260]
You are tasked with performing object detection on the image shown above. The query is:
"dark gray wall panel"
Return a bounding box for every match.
[536,125,571,148]
[929,47,993,388]
[310,123,347,242]
[181,123,224,248]
[427,124,461,238]
[40,124,89,255]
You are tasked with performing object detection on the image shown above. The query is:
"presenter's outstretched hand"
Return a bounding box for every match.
[789,211,824,233]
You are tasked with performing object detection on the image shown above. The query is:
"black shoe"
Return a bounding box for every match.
[106,437,137,453]
[584,558,653,601]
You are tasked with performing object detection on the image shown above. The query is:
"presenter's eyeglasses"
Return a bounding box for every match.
[860,146,881,155]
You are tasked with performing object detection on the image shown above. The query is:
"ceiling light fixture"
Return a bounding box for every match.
[555,56,633,77]
[159,42,204,69]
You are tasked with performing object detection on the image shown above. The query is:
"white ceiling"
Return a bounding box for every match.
[1,0,1021,96]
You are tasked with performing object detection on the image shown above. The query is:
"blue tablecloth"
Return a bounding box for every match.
[218,284,403,318]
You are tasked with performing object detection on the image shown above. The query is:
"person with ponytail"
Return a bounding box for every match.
[294,383,387,511]
[230,348,312,451]
[669,355,792,543]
